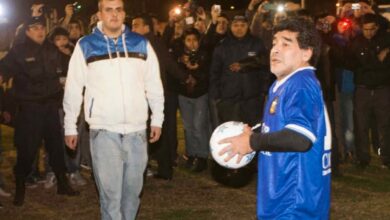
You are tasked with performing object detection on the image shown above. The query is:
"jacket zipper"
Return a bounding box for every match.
[89,98,94,118]
[115,38,127,129]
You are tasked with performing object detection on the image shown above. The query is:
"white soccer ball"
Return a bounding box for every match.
[210,121,256,169]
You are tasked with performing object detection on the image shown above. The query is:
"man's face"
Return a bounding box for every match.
[362,22,378,40]
[54,35,69,49]
[131,18,149,35]
[270,30,312,80]
[26,24,46,45]
[97,0,125,34]
[216,17,229,34]
[68,23,82,40]
[230,20,248,38]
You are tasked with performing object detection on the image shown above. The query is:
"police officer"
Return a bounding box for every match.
[0,16,79,206]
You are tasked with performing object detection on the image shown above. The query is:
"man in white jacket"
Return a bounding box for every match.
[63,0,164,219]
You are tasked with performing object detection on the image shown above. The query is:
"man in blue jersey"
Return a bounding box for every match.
[219,17,331,219]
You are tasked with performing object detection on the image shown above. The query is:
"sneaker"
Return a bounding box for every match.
[69,172,87,186]
[44,172,57,189]
[0,187,11,197]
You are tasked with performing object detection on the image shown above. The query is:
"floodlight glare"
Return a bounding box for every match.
[277,4,285,12]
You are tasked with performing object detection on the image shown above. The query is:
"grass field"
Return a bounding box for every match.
[1,125,390,219]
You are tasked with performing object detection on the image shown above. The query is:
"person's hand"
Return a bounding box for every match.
[229,62,242,72]
[65,135,78,150]
[196,7,207,21]
[218,125,254,164]
[181,54,190,64]
[378,48,390,62]
[324,15,336,25]
[64,4,74,17]
[211,5,221,23]
[186,62,199,70]
[2,111,11,124]
[284,2,301,11]
[248,0,262,11]
[169,8,181,23]
[31,4,45,17]
[149,126,162,143]
[256,1,269,14]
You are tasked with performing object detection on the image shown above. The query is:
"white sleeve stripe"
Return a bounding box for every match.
[285,124,317,143]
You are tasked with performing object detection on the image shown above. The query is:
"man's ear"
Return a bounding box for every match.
[302,48,313,63]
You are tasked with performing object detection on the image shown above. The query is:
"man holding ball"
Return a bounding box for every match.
[219,17,331,219]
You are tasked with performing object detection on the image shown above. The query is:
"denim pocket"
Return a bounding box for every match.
[137,131,147,144]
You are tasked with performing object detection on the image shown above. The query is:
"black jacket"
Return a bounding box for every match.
[347,31,390,88]
[0,37,67,104]
[209,33,270,101]
[177,49,210,98]
[145,32,188,93]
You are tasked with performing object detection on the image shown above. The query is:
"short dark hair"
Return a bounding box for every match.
[273,17,322,66]
[132,13,154,34]
[182,28,201,41]
[218,13,230,21]
[49,27,69,41]
[360,13,378,25]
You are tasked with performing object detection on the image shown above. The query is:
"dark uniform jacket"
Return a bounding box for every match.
[348,31,390,88]
[0,37,67,104]
[209,33,269,101]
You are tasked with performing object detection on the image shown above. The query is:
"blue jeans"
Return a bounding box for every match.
[178,94,210,158]
[90,129,148,220]
[339,92,355,154]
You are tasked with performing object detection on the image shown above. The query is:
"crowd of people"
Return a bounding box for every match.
[0,0,388,218]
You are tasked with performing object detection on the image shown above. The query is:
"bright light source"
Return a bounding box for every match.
[336,3,340,7]
[277,4,285,12]
[230,6,235,10]
[174,7,181,15]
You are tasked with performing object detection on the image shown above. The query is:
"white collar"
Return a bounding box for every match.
[272,66,315,93]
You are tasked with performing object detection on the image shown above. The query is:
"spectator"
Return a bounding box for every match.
[209,15,269,127]
[63,0,164,219]
[131,13,192,180]
[347,13,390,169]
[50,27,87,187]
[177,28,210,172]
[0,16,79,207]
[67,19,85,46]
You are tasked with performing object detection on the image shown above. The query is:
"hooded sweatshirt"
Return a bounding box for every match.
[63,22,164,135]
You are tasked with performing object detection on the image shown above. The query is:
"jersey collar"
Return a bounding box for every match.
[272,66,316,93]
